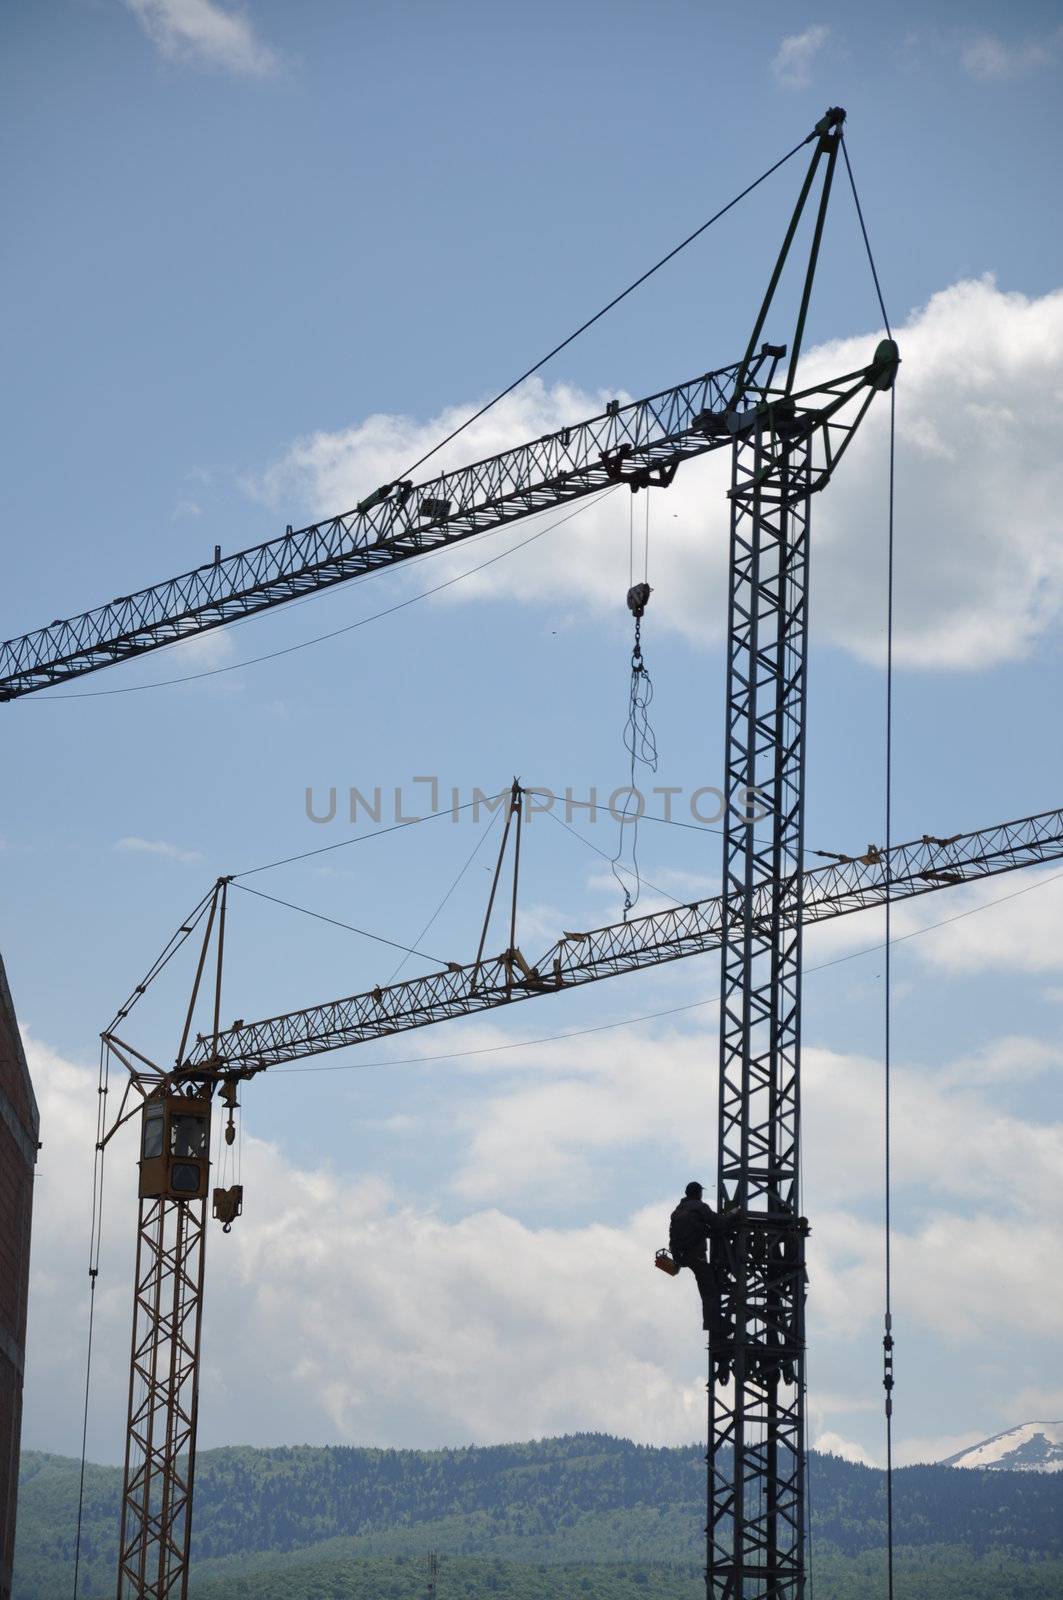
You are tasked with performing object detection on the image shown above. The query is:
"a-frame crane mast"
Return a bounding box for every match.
[4,108,915,1600]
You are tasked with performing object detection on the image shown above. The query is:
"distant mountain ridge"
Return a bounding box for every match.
[944,1421,1063,1473]
[15,1434,1063,1600]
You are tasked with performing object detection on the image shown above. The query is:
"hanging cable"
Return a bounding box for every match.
[840,129,898,1593]
[882,381,897,1600]
[235,787,508,879]
[230,881,450,966]
[385,803,503,985]
[72,1040,110,1599]
[798,1106,817,1600]
[104,886,215,1032]
[541,804,682,908]
[269,862,1063,1075]
[394,134,811,485]
[31,492,616,701]
[840,136,893,341]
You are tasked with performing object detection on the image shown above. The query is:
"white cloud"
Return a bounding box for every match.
[811,1205,1063,1345]
[893,1428,989,1468]
[442,1024,1063,1239]
[960,30,1061,81]
[940,1033,1063,1085]
[168,626,239,669]
[114,835,203,863]
[171,498,203,520]
[449,1026,714,1202]
[896,869,1063,976]
[771,25,830,89]
[814,1418,994,1472]
[250,278,1063,674]
[124,0,279,76]
[814,1430,877,1466]
[19,1036,712,1459]
[18,1026,1062,1468]
[799,279,1063,669]
[1005,1382,1063,1421]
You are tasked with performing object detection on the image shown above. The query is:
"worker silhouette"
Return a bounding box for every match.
[669,1181,733,1361]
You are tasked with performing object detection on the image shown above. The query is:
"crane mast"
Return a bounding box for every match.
[712,389,813,1597]
[117,1193,206,1599]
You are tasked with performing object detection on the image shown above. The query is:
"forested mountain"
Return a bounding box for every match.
[15,1434,1063,1600]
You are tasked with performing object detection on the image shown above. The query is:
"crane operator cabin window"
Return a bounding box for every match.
[142,1104,164,1161]
[171,1112,208,1158]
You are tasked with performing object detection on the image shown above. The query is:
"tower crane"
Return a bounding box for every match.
[2,108,919,1598]
[95,799,1063,1599]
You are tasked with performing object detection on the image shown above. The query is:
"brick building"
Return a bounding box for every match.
[0,957,38,1600]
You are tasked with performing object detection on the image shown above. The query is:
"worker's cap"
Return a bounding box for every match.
[684,1181,703,1198]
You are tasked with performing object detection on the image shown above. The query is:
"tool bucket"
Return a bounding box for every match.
[655,1248,680,1277]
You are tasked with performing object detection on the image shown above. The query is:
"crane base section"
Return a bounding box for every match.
[117,1195,206,1600]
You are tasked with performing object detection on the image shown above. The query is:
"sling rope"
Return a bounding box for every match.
[611,496,657,918]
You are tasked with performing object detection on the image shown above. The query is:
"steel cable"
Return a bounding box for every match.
[385,803,504,985]
[395,135,812,484]
[882,381,897,1600]
[72,1041,110,1598]
[843,126,898,1597]
[267,862,1063,1074]
[30,493,615,700]
[230,881,450,966]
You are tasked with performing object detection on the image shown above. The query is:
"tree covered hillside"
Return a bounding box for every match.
[15,1434,1063,1600]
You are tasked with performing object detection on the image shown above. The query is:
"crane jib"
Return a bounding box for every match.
[0,349,894,700]
[160,801,1061,1081]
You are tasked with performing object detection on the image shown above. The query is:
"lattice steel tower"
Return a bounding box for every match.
[707,107,892,1598]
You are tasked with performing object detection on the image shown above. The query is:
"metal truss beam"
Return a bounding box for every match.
[169,803,1063,1078]
[116,1197,206,1600]
[1,351,887,701]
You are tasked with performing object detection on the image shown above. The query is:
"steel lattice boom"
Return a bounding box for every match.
[1,347,889,702]
[154,805,1063,1080]
[0,363,742,698]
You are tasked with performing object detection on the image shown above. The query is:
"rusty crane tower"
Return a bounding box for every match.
[0,109,929,1598]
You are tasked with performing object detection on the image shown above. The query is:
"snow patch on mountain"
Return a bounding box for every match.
[944,1422,1063,1473]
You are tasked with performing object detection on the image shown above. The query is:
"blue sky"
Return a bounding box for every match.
[4,0,1063,1475]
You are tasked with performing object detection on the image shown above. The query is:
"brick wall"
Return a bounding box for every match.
[0,958,38,1600]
